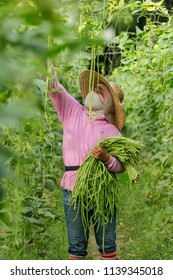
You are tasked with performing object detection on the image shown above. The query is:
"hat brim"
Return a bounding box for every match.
[79,70,125,131]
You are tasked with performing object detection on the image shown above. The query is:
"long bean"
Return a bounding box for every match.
[70,136,143,237]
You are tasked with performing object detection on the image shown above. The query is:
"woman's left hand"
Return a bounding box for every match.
[92,146,110,163]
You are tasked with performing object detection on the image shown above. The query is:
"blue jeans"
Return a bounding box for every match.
[63,189,116,257]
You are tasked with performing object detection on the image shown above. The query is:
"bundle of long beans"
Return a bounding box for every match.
[70,136,143,234]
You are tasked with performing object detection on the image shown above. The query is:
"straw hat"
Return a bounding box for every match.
[78,70,125,131]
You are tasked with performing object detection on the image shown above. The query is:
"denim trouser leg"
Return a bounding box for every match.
[63,189,116,257]
[93,209,116,253]
[63,189,89,257]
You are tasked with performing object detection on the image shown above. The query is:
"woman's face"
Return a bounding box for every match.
[84,90,103,111]
[84,83,107,111]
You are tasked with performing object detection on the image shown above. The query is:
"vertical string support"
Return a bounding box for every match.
[44,36,52,120]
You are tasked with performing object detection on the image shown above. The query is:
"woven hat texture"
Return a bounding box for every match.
[79,70,125,131]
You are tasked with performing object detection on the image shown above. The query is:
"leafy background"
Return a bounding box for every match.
[0,0,173,259]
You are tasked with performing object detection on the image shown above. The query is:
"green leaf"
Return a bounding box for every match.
[118,0,125,9]
[33,79,47,92]
[24,216,43,225]
[92,2,104,12]
[135,26,143,35]
[0,97,40,128]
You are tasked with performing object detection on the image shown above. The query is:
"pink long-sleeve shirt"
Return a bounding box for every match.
[49,79,124,191]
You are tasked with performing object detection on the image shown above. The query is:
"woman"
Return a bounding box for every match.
[48,69,125,260]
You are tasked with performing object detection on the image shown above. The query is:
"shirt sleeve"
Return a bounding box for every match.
[48,79,81,124]
[101,129,125,173]
[104,155,125,173]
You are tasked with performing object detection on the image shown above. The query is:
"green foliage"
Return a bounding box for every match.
[114,17,173,191]
[117,173,173,260]
[0,98,66,259]
[0,0,173,259]
[111,3,173,259]
[0,0,82,259]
